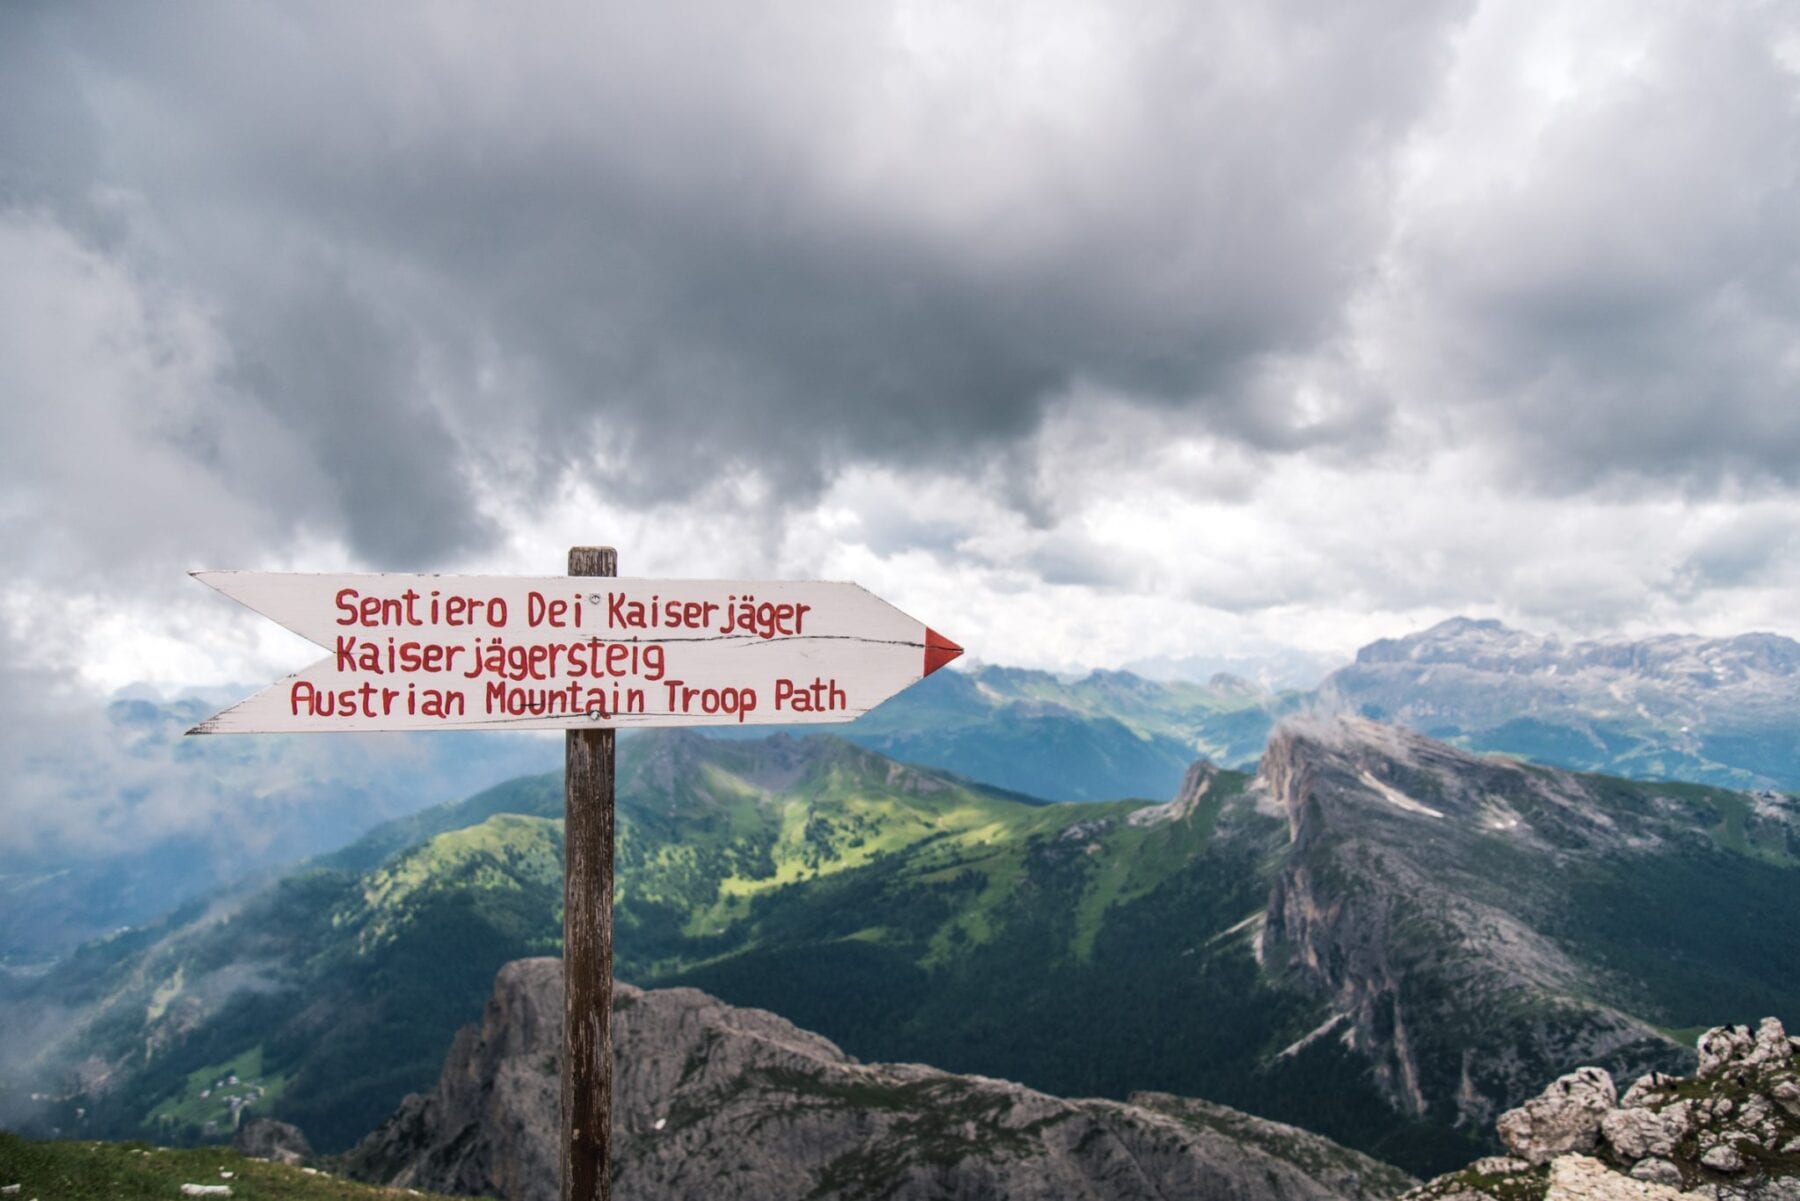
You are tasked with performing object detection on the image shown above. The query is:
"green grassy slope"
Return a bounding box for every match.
[0,1132,470,1200]
[837,664,1294,799]
[8,735,1073,1152]
[10,729,1798,1181]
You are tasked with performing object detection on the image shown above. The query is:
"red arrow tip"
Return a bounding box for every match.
[923,628,963,677]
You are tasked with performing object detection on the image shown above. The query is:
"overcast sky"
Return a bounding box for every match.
[3,2,1799,855]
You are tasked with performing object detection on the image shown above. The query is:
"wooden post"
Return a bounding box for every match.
[564,546,616,1201]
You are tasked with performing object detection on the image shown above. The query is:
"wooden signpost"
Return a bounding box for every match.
[189,549,961,1201]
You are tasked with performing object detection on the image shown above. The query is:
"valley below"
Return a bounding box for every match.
[3,709,1796,1190]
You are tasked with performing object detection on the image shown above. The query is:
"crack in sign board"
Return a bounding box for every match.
[187,572,963,734]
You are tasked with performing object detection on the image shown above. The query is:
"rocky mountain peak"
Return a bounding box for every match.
[1346,617,1800,681]
[1257,714,1614,846]
[1256,710,1733,860]
[1254,716,1694,1128]
[344,958,1417,1201]
[1206,670,1262,695]
[1126,756,1224,827]
[1176,755,1221,797]
[1322,620,1800,792]
[1352,618,1549,670]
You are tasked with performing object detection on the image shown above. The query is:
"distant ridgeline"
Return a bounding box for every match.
[0,694,559,964]
[7,617,1792,964]
[836,620,1800,800]
[5,720,1796,1179]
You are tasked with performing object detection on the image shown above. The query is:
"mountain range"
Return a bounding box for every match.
[1317,618,1800,791]
[4,717,1795,1179]
[341,957,1418,1201]
[846,619,1800,802]
[12,616,1795,969]
[0,695,557,964]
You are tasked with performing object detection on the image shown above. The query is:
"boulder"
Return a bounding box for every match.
[1628,1159,1684,1188]
[1699,1145,1745,1174]
[1697,1028,1757,1080]
[1752,1020,1793,1071]
[1469,1157,1530,1176]
[1498,1068,1618,1166]
[1621,1075,1676,1110]
[1601,1102,1692,1161]
[231,1118,312,1166]
[1697,1020,1789,1081]
[1546,1155,1705,1201]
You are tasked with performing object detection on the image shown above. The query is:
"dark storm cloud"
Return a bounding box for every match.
[224,269,494,564]
[1,0,1471,565]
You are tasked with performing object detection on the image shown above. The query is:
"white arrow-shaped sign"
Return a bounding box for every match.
[189,572,963,733]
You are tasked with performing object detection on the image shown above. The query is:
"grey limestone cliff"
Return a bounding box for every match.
[1255,718,1705,1130]
[343,957,1418,1201]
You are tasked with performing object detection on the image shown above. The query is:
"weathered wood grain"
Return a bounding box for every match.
[564,545,615,1201]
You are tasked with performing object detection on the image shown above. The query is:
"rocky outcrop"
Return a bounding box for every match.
[1127,757,1220,826]
[232,1117,313,1165]
[1404,1018,1800,1201]
[1541,1154,1709,1201]
[341,958,563,1200]
[344,958,1418,1201]
[1497,1069,1619,1165]
[1256,717,1694,1129]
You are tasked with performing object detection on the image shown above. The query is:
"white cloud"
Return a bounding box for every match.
[0,0,1798,864]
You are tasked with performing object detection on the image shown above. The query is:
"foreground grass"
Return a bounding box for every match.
[0,1133,479,1201]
